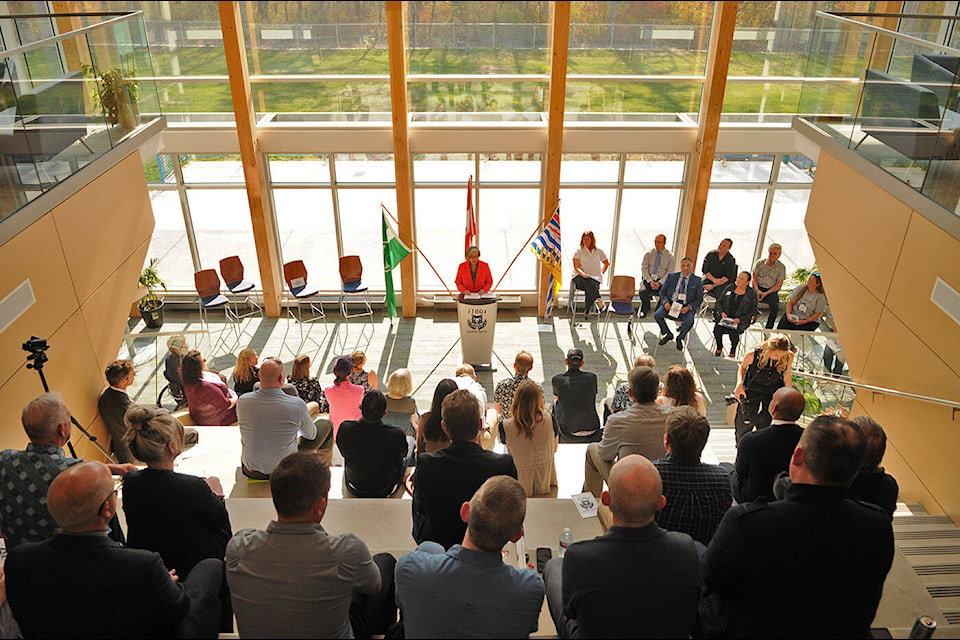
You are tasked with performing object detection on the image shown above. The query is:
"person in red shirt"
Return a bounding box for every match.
[455,245,493,294]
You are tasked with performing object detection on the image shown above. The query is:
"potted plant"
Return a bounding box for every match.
[138,258,166,329]
[82,63,139,130]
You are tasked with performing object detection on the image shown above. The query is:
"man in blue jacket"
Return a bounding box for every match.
[654,257,704,351]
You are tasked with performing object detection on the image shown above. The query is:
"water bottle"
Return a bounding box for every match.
[559,527,573,557]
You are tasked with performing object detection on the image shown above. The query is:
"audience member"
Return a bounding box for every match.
[608,353,656,417]
[712,271,758,357]
[572,230,609,316]
[337,390,413,498]
[326,356,364,438]
[778,271,827,332]
[413,390,518,549]
[700,416,894,638]
[182,350,238,426]
[551,348,601,442]
[653,407,731,546]
[383,368,419,436]
[416,379,457,454]
[584,366,670,498]
[6,461,224,638]
[0,393,135,550]
[226,452,396,638]
[232,347,259,396]
[121,405,234,632]
[638,233,675,318]
[237,358,332,479]
[733,333,793,443]
[753,243,786,329]
[455,363,489,417]
[654,257,704,351]
[164,334,189,409]
[288,354,329,412]
[350,349,378,391]
[397,476,544,638]
[494,350,536,420]
[701,238,737,298]
[729,387,805,503]
[503,380,559,497]
[656,364,707,415]
[544,455,700,638]
[97,358,139,463]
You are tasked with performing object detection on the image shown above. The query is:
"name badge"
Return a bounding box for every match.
[677,293,686,303]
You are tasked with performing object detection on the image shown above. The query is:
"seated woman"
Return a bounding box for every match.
[181,350,238,425]
[232,347,259,396]
[455,245,493,294]
[163,335,188,409]
[288,354,329,413]
[416,379,458,455]
[384,368,418,437]
[326,356,364,438]
[656,365,707,416]
[713,271,758,357]
[778,272,827,332]
[608,353,657,418]
[120,405,233,632]
[503,380,558,498]
[572,231,609,316]
[349,349,378,392]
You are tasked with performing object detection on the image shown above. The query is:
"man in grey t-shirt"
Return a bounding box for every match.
[752,243,787,329]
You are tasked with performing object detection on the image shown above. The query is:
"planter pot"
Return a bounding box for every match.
[139,301,164,329]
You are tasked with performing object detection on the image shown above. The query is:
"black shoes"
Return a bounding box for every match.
[714,349,722,357]
[676,337,683,351]
[658,334,673,346]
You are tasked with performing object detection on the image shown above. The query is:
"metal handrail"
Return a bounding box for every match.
[816,10,960,57]
[796,370,960,411]
[0,11,143,59]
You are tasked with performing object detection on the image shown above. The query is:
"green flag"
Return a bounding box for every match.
[382,208,411,318]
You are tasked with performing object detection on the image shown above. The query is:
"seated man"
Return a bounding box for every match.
[413,390,518,549]
[97,358,139,464]
[729,387,805,503]
[701,415,894,638]
[654,258,704,351]
[494,350,537,421]
[653,407,732,546]
[237,358,333,479]
[397,476,544,638]
[227,452,396,638]
[337,390,412,498]
[584,366,670,498]
[700,238,737,299]
[0,393,135,550]
[551,349,601,442]
[638,233,675,318]
[545,455,700,638]
[5,461,223,638]
[752,243,786,330]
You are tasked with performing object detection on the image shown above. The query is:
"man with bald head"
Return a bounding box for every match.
[545,455,701,638]
[0,393,135,550]
[237,357,332,478]
[728,386,806,503]
[5,461,224,638]
[702,415,894,638]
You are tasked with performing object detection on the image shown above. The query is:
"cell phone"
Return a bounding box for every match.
[536,547,552,573]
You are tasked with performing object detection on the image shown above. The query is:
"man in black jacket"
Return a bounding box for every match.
[412,389,517,549]
[338,390,412,498]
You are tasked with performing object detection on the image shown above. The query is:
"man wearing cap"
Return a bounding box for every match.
[551,349,601,443]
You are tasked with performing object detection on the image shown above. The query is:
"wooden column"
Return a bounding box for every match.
[218,1,282,317]
[538,1,570,318]
[677,2,738,265]
[51,1,91,71]
[386,1,416,317]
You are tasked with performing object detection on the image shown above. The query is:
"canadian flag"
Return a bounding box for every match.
[465,176,477,253]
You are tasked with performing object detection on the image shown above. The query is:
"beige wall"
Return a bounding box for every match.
[806,151,960,521]
[0,152,154,459]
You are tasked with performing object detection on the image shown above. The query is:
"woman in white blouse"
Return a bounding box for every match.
[572,230,609,317]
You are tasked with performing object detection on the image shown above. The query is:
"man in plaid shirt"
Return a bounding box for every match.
[653,407,732,546]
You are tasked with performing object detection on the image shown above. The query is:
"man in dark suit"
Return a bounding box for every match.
[729,387,805,503]
[654,257,704,351]
[5,460,224,639]
[700,415,894,638]
[412,389,518,549]
[97,359,138,463]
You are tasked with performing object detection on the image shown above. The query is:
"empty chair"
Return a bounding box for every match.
[194,269,239,355]
[338,255,373,320]
[219,255,262,320]
[601,275,637,348]
[282,260,325,355]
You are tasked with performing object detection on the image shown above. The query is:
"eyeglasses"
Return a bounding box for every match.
[98,480,122,515]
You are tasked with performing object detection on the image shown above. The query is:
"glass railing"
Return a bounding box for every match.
[0,11,160,223]
[799,11,960,215]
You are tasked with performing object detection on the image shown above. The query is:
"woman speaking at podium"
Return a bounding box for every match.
[455,245,493,294]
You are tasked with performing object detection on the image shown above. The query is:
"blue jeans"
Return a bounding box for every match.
[654,304,694,341]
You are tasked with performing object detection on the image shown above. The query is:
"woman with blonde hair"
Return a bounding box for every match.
[349,349,378,391]
[384,368,418,437]
[657,365,707,415]
[232,347,259,396]
[288,354,329,413]
[734,333,793,443]
[502,380,558,498]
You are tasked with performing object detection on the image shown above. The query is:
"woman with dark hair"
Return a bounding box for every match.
[288,354,329,413]
[657,365,707,416]
[325,356,363,438]
[713,271,758,357]
[181,350,237,425]
[503,380,558,497]
[778,272,827,331]
[416,378,458,454]
[572,230,609,316]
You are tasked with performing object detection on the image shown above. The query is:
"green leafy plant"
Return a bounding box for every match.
[792,374,823,416]
[81,64,139,127]
[780,264,819,304]
[138,259,166,311]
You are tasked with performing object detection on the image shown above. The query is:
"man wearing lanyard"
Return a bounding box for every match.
[654,258,703,351]
[639,234,675,318]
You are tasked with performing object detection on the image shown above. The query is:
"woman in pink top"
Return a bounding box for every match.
[325,356,364,438]
[181,350,238,425]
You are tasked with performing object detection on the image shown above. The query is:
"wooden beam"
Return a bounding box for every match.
[218,1,282,317]
[678,2,738,265]
[386,1,416,318]
[538,1,570,318]
[51,1,91,72]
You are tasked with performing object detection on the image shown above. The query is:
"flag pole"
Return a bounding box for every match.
[381,204,456,299]
[491,199,559,293]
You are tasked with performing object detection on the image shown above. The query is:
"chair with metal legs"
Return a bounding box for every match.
[219,255,262,321]
[282,260,325,355]
[601,275,637,349]
[194,269,240,356]
[338,255,373,320]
